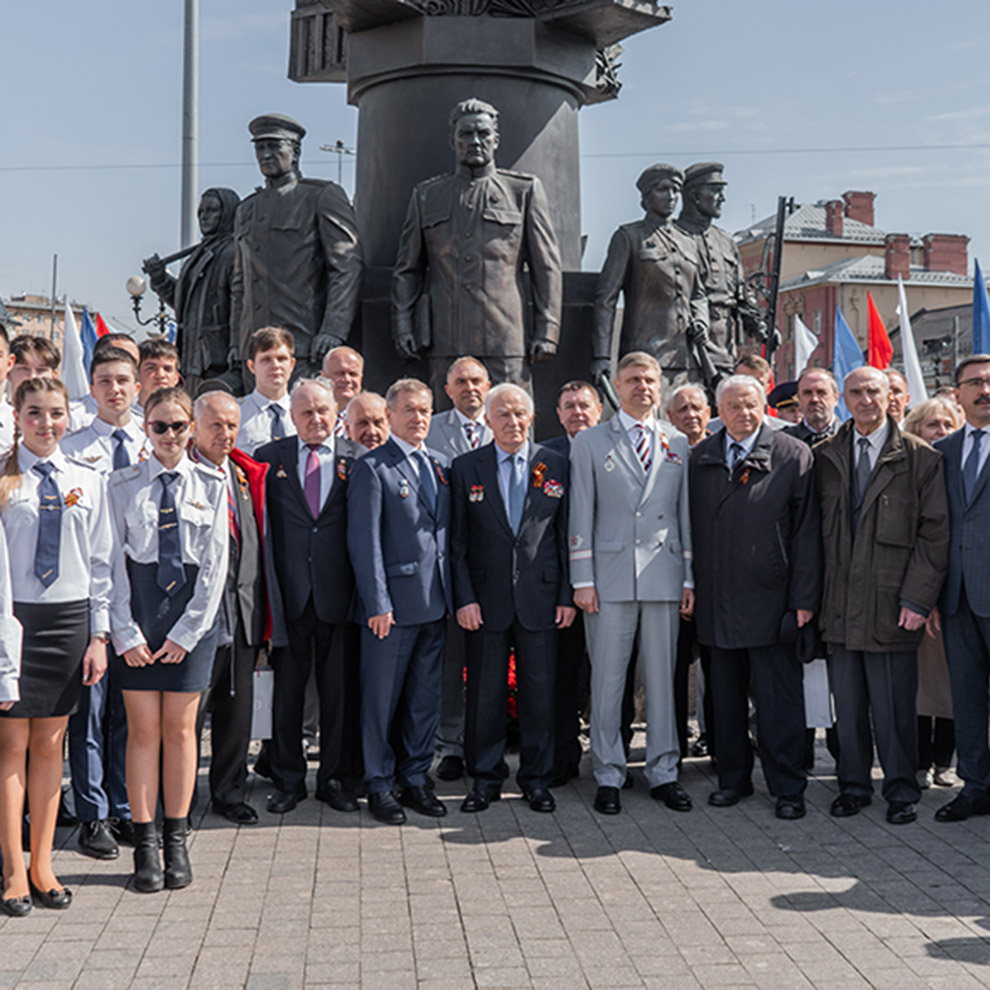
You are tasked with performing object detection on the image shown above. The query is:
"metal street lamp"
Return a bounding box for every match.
[125,276,169,336]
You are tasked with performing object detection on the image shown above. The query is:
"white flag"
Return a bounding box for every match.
[896,276,928,407]
[793,314,817,376]
[60,298,89,401]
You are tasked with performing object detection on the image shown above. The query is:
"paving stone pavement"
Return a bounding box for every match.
[4,736,990,990]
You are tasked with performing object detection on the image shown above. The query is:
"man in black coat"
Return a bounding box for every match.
[451,383,576,812]
[254,380,361,814]
[690,374,821,819]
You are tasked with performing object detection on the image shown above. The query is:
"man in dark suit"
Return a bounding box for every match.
[934,354,990,821]
[254,380,362,814]
[347,379,452,825]
[784,367,842,446]
[540,380,602,786]
[451,384,576,812]
[192,392,269,825]
[690,375,820,819]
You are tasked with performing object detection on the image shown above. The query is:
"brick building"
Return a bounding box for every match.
[1,293,89,351]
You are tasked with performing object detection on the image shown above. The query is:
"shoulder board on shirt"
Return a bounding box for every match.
[63,455,99,474]
[496,168,536,184]
[109,464,141,485]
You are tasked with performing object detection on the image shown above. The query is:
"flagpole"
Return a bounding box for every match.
[180,0,199,249]
[49,254,58,341]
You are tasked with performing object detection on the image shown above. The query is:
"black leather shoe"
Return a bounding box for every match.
[935,793,990,822]
[214,801,259,825]
[523,787,556,813]
[776,795,806,820]
[830,793,871,817]
[162,817,192,890]
[315,781,359,813]
[29,878,71,909]
[0,893,31,917]
[368,791,406,825]
[651,782,692,812]
[708,783,754,807]
[108,817,136,847]
[399,784,447,818]
[267,785,306,814]
[436,755,464,781]
[549,761,579,788]
[132,821,164,893]
[77,819,120,860]
[887,801,917,825]
[460,790,499,813]
[594,786,621,815]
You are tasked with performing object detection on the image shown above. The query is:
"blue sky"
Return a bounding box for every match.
[3,0,990,331]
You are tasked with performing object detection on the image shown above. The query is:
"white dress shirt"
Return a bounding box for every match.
[0,401,14,456]
[723,428,760,466]
[107,453,228,654]
[854,418,889,474]
[61,417,149,475]
[295,437,337,511]
[237,389,295,456]
[0,445,112,634]
[0,522,22,702]
[496,441,530,523]
[962,420,990,478]
[618,409,655,469]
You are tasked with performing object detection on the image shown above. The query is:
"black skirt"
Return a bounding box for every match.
[0,600,90,719]
[111,561,219,693]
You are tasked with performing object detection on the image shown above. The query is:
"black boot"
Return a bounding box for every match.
[132,821,164,893]
[162,817,192,890]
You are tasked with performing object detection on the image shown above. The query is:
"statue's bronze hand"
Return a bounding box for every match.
[394,332,421,361]
[589,357,612,387]
[312,333,341,364]
[686,322,709,347]
[528,339,557,364]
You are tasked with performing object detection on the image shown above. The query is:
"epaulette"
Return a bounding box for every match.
[64,454,99,474]
[416,173,449,192]
[496,168,536,183]
[109,464,141,485]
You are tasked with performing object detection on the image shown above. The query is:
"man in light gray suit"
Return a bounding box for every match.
[426,356,493,780]
[570,351,695,815]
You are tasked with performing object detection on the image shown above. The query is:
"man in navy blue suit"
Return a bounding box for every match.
[934,354,990,822]
[347,378,452,824]
[451,384,576,812]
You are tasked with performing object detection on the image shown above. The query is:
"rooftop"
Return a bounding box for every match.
[736,202,890,247]
[779,254,973,291]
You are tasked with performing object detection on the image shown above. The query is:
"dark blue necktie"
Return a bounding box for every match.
[33,462,61,588]
[508,452,526,533]
[157,471,187,597]
[268,404,284,441]
[111,428,131,470]
[415,450,437,513]
[964,429,985,504]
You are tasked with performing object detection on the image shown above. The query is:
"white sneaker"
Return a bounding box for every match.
[917,769,934,789]
[933,767,957,787]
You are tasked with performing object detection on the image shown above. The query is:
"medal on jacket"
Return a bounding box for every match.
[532,461,547,488]
[469,484,484,503]
[63,487,83,507]
[276,466,287,479]
[399,478,410,499]
[604,453,615,472]
[543,479,564,499]
[336,459,347,481]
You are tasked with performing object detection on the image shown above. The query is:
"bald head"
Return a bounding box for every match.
[194,390,241,466]
[347,392,389,450]
[291,379,336,445]
[322,346,364,405]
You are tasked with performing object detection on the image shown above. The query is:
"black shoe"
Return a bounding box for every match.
[594,786,621,815]
[162,817,192,890]
[132,822,164,893]
[368,791,406,825]
[549,761,579,788]
[708,783,754,807]
[776,795,806,820]
[29,877,71,910]
[77,820,119,860]
[690,735,709,758]
[436,755,464,781]
[267,784,306,814]
[830,794,871,818]
[315,781,359,813]
[108,817,136,847]
[252,745,273,781]
[0,893,31,917]
[522,787,556,813]
[934,793,990,822]
[623,772,634,790]
[399,784,447,818]
[213,801,259,825]
[651,782,692,812]
[887,801,917,825]
[461,789,499,813]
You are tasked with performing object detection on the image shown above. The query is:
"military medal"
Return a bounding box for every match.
[604,453,615,472]
[276,466,287,479]
[543,479,564,499]
[434,460,448,485]
[660,432,682,465]
[63,487,83,507]
[469,484,484,503]
[337,459,347,481]
[532,461,547,488]
[399,478,411,499]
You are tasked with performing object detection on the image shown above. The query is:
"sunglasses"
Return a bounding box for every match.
[148,420,190,435]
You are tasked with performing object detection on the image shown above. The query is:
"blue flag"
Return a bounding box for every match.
[833,305,863,421]
[80,308,98,374]
[973,259,990,355]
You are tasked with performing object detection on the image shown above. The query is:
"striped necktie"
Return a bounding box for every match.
[465,420,480,449]
[634,423,652,473]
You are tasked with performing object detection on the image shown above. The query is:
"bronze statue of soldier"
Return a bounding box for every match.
[392,97,563,404]
[231,113,364,382]
[143,187,241,395]
[593,163,716,400]
[675,162,768,362]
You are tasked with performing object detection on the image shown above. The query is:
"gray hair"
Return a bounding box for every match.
[666,383,708,413]
[385,377,432,410]
[290,377,335,406]
[484,382,534,418]
[194,389,239,420]
[715,374,766,408]
[346,391,387,417]
[843,366,889,395]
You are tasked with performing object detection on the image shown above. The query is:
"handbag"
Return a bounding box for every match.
[250,666,274,740]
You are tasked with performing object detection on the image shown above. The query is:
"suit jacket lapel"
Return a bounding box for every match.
[638,422,667,508]
[280,439,311,516]
[610,418,645,489]
[481,445,514,537]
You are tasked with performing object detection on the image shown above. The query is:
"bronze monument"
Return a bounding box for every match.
[392,98,563,402]
[231,113,364,382]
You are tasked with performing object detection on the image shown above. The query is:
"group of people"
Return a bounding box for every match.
[2,318,990,922]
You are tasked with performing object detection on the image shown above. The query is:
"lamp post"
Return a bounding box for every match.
[125,276,169,336]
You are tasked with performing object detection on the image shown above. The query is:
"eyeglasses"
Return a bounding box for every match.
[148,420,190,435]
[959,377,990,390]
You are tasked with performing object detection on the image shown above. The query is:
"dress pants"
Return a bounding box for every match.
[270,600,362,795]
[361,619,445,794]
[709,644,806,797]
[435,617,466,760]
[827,645,921,805]
[674,618,714,760]
[554,616,589,767]
[67,670,129,822]
[943,587,990,799]
[465,620,556,795]
[584,600,680,789]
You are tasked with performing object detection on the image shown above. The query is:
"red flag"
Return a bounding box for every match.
[94,312,110,338]
[866,292,893,369]
[760,342,778,416]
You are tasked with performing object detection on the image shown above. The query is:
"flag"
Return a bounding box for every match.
[896,275,928,406]
[974,259,990,355]
[80,308,99,373]
[866,291,893,369]
[761,340,777,416]
[60,299,89,401]
[833,305,863,421]
[793,314,817,376]
[94,312,111,338]
[165,319,178,344]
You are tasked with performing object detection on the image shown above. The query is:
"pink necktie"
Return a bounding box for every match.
[305,444,321,517]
